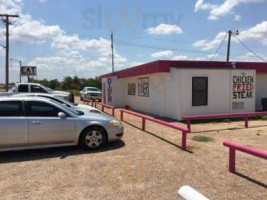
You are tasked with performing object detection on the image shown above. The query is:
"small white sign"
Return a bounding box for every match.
[21,66,37,76]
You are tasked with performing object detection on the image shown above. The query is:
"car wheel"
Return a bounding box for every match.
[79,127,107,150]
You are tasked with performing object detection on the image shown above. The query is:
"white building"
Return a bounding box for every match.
[100,60,267,120]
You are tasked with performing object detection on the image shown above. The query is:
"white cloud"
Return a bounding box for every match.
[171,55,207,61]
[193,21,267,51]
[0,0,128,80]
[234,14,241,21]
[237,21,267,45]
[146,24,183,35]
[171,55,188,60]
[194,0,263,20]
[193,32,227,51]
[234,52,267,62]
[151,50,173,58]
[8,14,63,44]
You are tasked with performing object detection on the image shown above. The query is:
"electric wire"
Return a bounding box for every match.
[210,32,227,61]
[233,33,266,62]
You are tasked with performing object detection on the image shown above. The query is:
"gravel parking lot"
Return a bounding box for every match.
[0,99,266,200]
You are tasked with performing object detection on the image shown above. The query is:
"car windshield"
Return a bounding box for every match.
[49,99,82,116]
[86,88,99,92]
[43,86,54,92]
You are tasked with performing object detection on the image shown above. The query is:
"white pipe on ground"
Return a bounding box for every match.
[178,185,209,200]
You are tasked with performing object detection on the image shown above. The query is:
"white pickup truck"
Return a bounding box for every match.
[5,83,74,102]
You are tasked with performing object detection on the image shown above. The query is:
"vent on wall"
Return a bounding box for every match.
[232,102,245,110]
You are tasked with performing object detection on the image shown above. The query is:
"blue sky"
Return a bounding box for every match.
[0,0,267,82]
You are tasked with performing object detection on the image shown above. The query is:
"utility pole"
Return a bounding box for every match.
[226,30,232,62]
[111,31,114,73]
[0,14,19,91]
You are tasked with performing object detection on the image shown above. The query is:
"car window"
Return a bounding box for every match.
[87,88,99,92]
[48,100,80,115]
[27,101,61,117]
[31,85,48,93]
[18,84,29,92]
[0,101,23,116]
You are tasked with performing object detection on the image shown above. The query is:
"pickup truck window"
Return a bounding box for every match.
[0,101,23,116]
[18,84,29,92]
[31,85,47,93]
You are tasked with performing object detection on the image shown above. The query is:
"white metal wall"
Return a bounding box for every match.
[101,68,256,120]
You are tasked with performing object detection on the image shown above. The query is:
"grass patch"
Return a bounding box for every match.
[191,135,214,142]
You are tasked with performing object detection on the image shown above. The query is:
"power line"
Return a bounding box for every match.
[232,33,266,62]
[115,40,213,55]
[210,32,227,61]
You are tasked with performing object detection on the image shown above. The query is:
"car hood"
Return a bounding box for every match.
[75,104,101,113]
[77,112,115,121]
[85,91,101,94]
[52,91,70,96]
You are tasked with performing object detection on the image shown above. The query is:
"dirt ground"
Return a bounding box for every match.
[0,98,266,200]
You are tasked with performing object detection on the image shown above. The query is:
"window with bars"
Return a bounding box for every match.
[192,77,208,106]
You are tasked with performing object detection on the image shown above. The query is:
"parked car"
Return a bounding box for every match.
[0,97,123,152]
[12,93,101,114]
[80,87,102,101]
[9,83,74,103]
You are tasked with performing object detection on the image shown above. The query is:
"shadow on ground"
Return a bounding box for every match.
[235,171,267,189]
[191,124,267,134]
[123,121,193,153]
[0,140,125,164]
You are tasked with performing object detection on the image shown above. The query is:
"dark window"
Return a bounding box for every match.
[0,101,23,116]
[27,101,61,117]
[31,85,47,93]
[18,84,29,92]
[192,77,208,106]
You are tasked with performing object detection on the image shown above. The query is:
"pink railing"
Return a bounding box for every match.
[94,102,115,116]
[183,111,267,132]
[83,99,94,106]
[223,140,267,173]
[120,109,189,150]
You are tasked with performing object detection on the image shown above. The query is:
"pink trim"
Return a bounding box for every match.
[223,140,267,173]
[99,60,267,80]
[119,108,189,150]
[94,102,115,116]
[183,111,267,132]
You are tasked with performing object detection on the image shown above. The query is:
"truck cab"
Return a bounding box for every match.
[13,83,74,102]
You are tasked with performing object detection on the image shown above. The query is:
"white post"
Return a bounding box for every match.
[178,186,209,200]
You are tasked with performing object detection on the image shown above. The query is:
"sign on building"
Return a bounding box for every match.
[138,77,149,97]
[128,83,136,95]
[21,66,37,76]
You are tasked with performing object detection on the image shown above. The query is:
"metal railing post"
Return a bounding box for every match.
[229,148,236,173]
[142,118,146,131]
[181,131,187,150]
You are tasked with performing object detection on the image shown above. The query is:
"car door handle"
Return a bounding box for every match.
[31,120,42,124]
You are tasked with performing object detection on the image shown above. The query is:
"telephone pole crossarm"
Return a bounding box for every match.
[0,14,19,91]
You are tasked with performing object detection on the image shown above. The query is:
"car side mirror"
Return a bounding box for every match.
[58,112,67,119]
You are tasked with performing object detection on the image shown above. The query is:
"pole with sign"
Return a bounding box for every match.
[21,66,37,82]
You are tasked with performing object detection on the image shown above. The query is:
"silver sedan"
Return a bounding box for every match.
[0,97,123,152]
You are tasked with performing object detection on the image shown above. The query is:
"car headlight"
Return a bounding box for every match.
[109,120,121,127]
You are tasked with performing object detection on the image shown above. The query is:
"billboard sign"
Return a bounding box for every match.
[21,66,37,76]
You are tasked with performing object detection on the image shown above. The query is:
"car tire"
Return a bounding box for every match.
[79,126,107,150]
